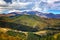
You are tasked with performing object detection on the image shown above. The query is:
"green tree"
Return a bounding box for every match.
[27,32,40,40]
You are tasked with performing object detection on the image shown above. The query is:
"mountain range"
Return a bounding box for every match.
[0,11,60,19]
[0,11,60,40]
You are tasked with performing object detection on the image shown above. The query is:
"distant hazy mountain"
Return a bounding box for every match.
[56,14,60,19]
[1,11,60,19]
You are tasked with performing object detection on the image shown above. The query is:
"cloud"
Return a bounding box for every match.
[38,0,60,12]
[0,0,60,14]
[9,2,32,9]
[0,0,7,13]
[0,0,32,13]
[46,0,59,3]
[46,0,60,10]
[0,0,6,5]
[8,9,21,13]
[8,9,32,13]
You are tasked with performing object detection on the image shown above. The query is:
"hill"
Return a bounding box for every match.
[0,15,60,32]
[0,14,60,40]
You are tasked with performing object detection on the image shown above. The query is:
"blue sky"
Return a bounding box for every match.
[0,0,60,14]
[48,10,60,14]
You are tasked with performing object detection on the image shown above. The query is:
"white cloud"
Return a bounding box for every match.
[8,9,32,13]
[0,0,6,5]
[0,0,7,14]
[47,0,59,3]
[8,9,21,13]
[0,0,60,13]
[0,0,32,13]
[38,0,60,12]
[9,2,32,9]
[46,0,60,10]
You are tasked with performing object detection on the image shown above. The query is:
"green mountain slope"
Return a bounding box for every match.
[0,15,60,40]
[11,15,48,29]
[0,15,60,32]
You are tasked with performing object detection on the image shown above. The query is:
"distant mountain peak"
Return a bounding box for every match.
[6,11,60,19]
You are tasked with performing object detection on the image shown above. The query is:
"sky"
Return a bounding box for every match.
[0,0,60,14]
